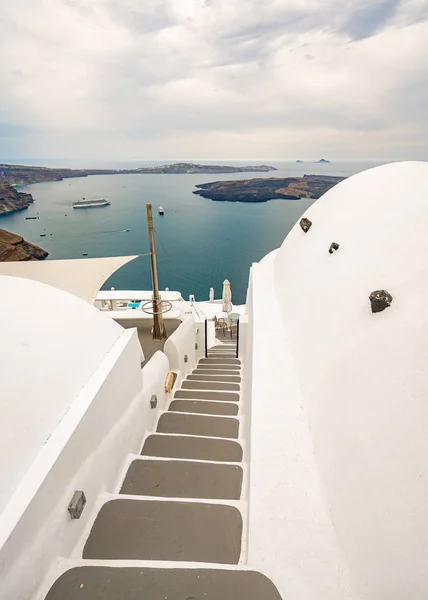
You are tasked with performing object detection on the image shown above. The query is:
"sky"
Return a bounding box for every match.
[1,0,428,161]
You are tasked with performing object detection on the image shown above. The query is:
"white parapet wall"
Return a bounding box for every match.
[244,251,359,600]
[163,314,205,383]
[0,330,171,600]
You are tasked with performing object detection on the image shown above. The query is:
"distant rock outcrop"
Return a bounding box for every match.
[0,228,48,261]
[193,174,345,203]
[296,159,331,164]
[0,182,34,215]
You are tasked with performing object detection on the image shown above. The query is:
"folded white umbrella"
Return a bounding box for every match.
[222,279,232,314]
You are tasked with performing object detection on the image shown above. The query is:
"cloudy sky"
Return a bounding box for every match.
[1,0,428,161]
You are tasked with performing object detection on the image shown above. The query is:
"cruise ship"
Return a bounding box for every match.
[72,197,111,208]
[0,162,427,600]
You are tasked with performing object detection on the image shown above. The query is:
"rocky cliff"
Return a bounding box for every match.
[193,174,345,202]
[0,182,34,214]
[0,228,48,261]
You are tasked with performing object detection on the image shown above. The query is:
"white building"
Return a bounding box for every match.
[0,161,427,599]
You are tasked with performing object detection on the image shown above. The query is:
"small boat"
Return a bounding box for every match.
[73,198,111,209]
[40,234,46,237]
[158,206,165,215]
[25,216,39,220]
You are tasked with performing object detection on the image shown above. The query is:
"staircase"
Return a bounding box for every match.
[44,341,282,599]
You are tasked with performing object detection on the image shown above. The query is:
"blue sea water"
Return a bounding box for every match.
[0,159,384,304]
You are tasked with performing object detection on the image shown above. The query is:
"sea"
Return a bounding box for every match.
[1,159,386,304]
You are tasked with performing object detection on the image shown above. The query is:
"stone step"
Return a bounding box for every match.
[157,413,239,439]
[141,434,243,462]
[186,373,241,383]
[182,380,240,392]
[199,358,240,365]
[195,364,240,371]
[169,399,239,416]
[209,348,236,352]
[174,390,239,402]
[187,374,241,383]
[45,567,283,600]
[208,347,236,351]
[82,499,242,563]
[194,369,241,377]
[120,459,243,499]
[206,354,237,360]
[212,344,236,348]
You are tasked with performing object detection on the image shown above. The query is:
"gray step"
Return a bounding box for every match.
[182,381,240,392]
[157,413,239,439]
[206,353,237,360]
[194,369,241,377]
[45,567,283,600]
[169,399,239,416]
[199,358,240,365]
[188,374,241,383]
[212,344,236,348]
[83,499,242,563]
[174,390,239,402]
[209,348,236,352]
[195,364,240,371]
[121,459,243,499]
[142,434,243,462]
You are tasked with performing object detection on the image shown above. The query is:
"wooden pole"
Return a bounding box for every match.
[146,204,166,340]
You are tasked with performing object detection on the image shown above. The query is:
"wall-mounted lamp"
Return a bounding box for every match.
[68,491,86,520]
[299,218,312,232]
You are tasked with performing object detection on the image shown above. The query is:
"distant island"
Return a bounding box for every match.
[296,159,330,163]
[135,163,277,174]
[193,174,345,203]
[0,227,48,261]
[0,162,277,185]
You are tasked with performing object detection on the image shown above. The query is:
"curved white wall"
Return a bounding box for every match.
[274,161,428,599]
[0,276,123,513]
[164,315,202,382]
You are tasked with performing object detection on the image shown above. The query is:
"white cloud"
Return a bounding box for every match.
[0,0,427,159]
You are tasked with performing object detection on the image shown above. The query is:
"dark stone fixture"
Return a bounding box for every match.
[300,218,312,232]
[329,242,340,254]
[369,290,393,313]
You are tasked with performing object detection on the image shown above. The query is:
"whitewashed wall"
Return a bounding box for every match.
[164,315,201,383]
[272,161,428,599]
[246,253,358,600]
[0,276,123,514]
[0,330,170,600]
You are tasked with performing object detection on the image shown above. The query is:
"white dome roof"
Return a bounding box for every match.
[0,276,123,512]
[274,161,428,598]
